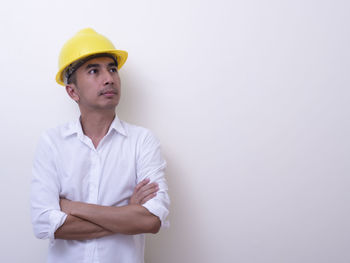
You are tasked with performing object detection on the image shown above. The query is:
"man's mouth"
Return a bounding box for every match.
[99,89,118,96]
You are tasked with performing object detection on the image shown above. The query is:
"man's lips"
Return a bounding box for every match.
[99,89,118,96]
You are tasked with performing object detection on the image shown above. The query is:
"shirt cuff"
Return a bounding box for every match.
[142,199,170,228]
[48,210,67,243]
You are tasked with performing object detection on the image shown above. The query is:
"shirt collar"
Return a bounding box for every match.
[61,114,127,138]
[108,115,127,137]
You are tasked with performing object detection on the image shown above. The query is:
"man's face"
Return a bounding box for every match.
[66,56,121,112]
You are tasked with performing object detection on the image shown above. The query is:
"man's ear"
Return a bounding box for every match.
[65,84,80,103]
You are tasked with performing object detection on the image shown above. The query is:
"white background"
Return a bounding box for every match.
[0,0,349,262]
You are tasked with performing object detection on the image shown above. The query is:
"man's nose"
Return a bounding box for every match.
[102,70,114,85]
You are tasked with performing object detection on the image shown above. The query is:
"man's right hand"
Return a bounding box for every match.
[129,178,159,205]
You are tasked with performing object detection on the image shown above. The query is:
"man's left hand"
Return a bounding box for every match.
[129,178,159,205]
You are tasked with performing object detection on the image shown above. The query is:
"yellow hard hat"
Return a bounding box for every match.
[56,28,128,86]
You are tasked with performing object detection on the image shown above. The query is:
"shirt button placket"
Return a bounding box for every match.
[89,149,100,204]
[86,149,101,263]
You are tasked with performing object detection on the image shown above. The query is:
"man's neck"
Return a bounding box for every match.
[79,109,116,148]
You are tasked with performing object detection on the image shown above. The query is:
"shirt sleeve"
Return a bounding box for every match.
[30,132,67,242]
[137,130,170,228]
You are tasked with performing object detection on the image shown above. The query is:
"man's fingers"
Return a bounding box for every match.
[130,179,159,205]
[134,178,150,192]
[137,182,158,193]
[137,185,159,204]
[140,193,157,205]
[134,183,158,201]
[140,186,159,198]
[135,180,158,195]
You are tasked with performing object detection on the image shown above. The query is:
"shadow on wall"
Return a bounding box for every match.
[118,62,200,262]
[145,148,199,263]
[116,66,152,124]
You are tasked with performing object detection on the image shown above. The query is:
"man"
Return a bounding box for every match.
[30,28,170,263]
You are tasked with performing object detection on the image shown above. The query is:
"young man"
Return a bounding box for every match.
[30,28,170,263]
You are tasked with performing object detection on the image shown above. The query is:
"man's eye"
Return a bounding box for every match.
[110,67,117,73]
[89,69,98,74]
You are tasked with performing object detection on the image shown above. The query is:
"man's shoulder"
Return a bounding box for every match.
[40,120,76,142]
[120,120,150,136]
[119,120,159,143]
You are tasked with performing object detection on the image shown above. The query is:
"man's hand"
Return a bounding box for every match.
[129,178,159,205]
[60,198,78,215]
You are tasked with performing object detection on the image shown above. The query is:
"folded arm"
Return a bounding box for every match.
[54,214,113,240]
[61,200,161,235]
[55,178,160,239]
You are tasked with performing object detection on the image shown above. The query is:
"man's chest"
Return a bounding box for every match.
[54,140,138,206]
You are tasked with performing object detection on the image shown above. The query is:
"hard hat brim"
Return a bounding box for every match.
[55,49,128,86]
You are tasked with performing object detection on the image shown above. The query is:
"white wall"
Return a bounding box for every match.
[1,0,349,262]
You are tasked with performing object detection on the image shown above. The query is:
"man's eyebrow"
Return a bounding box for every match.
[85,63,100,69]
[85,62,117,70]
[108,62,117,67]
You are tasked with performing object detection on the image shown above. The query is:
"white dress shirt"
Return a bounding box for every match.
[30,116,170,263]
